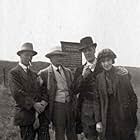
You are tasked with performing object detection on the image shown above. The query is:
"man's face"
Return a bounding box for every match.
[50,55,64,67]
[82,46,96,63]
[101,57,113,71]
[20,51,33,66]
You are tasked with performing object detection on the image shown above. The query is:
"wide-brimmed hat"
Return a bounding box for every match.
[45,46,67,58]
[79,36,97,51]
[97,48,117,62]
[17,42,37,56]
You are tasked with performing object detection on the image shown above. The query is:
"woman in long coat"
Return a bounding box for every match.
[94,48,137,140]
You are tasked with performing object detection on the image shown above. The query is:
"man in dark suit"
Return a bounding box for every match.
[73,37,101,140]
[9,43,50,140]
[38,47,77,140]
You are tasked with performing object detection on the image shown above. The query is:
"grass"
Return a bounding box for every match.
[0,86,21,140]
[0,85,140,140]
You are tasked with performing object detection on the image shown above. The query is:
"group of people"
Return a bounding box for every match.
[8,36,138,140]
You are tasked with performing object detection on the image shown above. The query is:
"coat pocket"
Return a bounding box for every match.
[14,108,35,126]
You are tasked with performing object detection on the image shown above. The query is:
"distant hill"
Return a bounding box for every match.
[0,60,140,96]
[0,60,50,86]
[0,60,50,72]
[126,67,140,86]
[126,67,140,96]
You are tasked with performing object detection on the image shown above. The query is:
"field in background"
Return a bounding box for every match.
[0,61,50,87]
[0,86,20,140]
[0,61,140,88]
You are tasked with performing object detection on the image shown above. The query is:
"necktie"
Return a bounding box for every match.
[26,67,30,75]
[56,68,61,75]
[86,66,92,73]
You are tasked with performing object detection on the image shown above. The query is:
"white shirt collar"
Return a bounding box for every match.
[51,64,58,71]
[85,58,97,72]
[19,62,29,72]
[51,64,63,74]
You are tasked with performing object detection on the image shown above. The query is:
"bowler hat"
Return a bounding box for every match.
[45,50,67,58]
[79,36,97,51]
[17,42,37,56]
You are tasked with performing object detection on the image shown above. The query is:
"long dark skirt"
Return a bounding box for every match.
[105,95,136,140]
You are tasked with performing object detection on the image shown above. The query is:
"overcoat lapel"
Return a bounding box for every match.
[46,65,57,120]
[98,71,108,136]
[47,65,57,90]
[112,70,119,97]
[100,71,108,96]
[61,66,71,89]
[17,65,29,81]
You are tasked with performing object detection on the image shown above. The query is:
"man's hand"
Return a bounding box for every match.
[96,122,103,133]
[33,102,45,113]
[40,100,48,107]
[33,112,40,130]
[37,76,43,86]
[33,118,40,130]
[82,67,91,79]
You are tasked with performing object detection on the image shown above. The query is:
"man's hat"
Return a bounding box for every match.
[79,36,97,51]
[17,42,37,56]
[45,46,67,58]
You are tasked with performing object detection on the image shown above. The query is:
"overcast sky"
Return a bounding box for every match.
[0,0,140,67]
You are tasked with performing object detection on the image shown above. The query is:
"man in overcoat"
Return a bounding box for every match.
[38,47,77,140]
[9,43,50,140]
[72,36,101,140]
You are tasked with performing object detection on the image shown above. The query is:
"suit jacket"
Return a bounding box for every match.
[72,63,101,134]
[72,63,101,101]
[8,64,48,126]
[94,66,137,137]
[38,64,76,121]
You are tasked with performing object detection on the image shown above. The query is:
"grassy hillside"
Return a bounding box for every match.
[126,67,140,96]
[0,60,139,96]
[0,60,50,86]
[0,60,50,72]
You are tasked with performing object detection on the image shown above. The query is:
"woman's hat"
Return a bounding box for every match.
[97,48,117,62]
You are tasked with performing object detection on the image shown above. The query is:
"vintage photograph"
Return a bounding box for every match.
[0,0,140,140]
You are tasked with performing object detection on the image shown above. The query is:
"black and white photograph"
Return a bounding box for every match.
[0,0,140,140]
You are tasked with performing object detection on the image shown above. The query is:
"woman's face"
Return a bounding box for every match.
[101,57,113,71]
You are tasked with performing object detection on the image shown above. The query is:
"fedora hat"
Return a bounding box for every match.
[17,42,37,56]
[45,46,67,58]
[79,36,97,51]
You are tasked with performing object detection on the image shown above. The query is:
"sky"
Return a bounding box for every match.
[0,0,140,67]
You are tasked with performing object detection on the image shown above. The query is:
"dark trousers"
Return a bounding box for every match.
[81,100,98,140]
[20,123,50,140]
[53,102,77,140]
[20,125,35,140]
